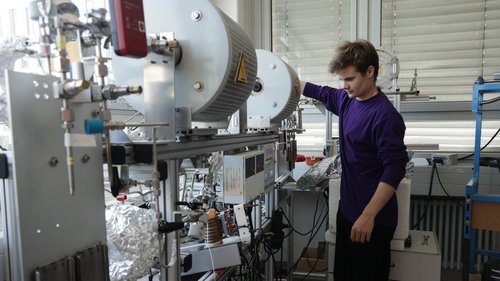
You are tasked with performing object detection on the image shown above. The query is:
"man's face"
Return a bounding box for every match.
[337,65,376,101]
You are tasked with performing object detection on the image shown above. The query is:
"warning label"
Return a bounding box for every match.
[235,51,247,84]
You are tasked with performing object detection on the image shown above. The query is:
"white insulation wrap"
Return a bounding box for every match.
[328,178,341,235]
[248,49,300,124]
[393,177,411,240]
[106,204,159,281]
[112,0,257,122]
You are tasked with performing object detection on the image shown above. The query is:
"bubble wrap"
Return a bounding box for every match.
[297,155,342,191]
[106,204,159,281]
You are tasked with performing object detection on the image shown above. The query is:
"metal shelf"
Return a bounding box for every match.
[463,79,500,280]
[291,271,327,280]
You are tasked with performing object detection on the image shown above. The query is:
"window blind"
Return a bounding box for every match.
[381,0,500,101]
[297,112,500,155]
[272,0,352,88]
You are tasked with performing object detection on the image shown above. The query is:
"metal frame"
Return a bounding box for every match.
[2,70,107,281]
[463,80,500,279]
[135,133,279,161]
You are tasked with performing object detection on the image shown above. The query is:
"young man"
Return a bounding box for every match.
[299,40,408,281]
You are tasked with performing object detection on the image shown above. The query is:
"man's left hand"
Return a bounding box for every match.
[350,214,375,243]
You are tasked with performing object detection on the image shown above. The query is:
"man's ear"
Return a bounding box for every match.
[366,65,375,79]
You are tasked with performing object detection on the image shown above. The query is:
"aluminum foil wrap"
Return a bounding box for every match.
[106,204,159,281]
[297,155,342,191]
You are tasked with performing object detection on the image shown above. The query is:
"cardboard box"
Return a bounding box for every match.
[296,247,328,273]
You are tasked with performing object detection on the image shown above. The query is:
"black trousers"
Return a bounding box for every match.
[334,210,396,281]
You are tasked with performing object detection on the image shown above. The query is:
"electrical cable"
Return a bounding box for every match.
[284,210,328,277]
[311,194,325,230]
[412,162,436,229]
[434,165,464,207]
[208,246,217,281]
[300,241,327,281]
[280,207,313,236]
[298,194,329,280]
[458,128,500,160]
[481,96,500,105]
[278,192,323,237]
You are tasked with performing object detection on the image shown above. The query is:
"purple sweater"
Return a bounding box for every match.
[303,82,408,227]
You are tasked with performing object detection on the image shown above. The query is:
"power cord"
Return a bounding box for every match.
[283,195,329,278]
[412,161,437,229]
[458,127,500,160]
[434,165,464,207]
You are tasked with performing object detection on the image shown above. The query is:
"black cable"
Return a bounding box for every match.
[299,197,328,280]
[300,241,327,281]
[458,127,500,160]
[481,96,500,105]
[434,165,464,207]
[284,210,328,277]
[271,192,329,279]
[0,145,6,151]
[262,239,279,280]
[280,207,314,236]
[412,162,436,229]
[279,192,323,237]
[240,252,251,281]
[311,193,321,227]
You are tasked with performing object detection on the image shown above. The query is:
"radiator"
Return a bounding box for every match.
[410,197,496,271]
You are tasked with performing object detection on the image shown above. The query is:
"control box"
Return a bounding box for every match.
[260,143,276,188]
[431,153,458,165]
[223,150,265,204]
[109,0,148,58]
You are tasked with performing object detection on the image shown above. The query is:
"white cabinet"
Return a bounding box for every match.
[390,230,441,281]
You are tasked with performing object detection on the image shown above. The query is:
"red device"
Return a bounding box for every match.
[109,0,148,58]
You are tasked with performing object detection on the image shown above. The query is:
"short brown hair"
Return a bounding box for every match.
[328,40,379,81]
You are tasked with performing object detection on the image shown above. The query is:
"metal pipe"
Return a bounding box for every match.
[122,111,142,123]
[95,37,106,86]
[326,111,332,141]
[94,37,114,193]
[54,18,75,195]
[257,195,262,231]
[164,158,180,280]
[239,102,248,134]
[275,171,292,189]
[153,127,161,220]
[104,126,113,192]
[105,122,169,130]
[63,99,75,196]
[297,107,304,132]
[385,90,420,96]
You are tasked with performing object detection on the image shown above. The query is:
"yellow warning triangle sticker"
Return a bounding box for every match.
[235,51,248,84]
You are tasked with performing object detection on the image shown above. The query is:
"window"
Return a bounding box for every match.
[272,0,352,88]
[381,0,500,101]
[272,0,352,155]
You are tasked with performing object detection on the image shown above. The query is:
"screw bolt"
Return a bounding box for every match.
[191,11,202,21]
[193,81,204,92]
[49,157,59,167]
[81,154,90,163]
